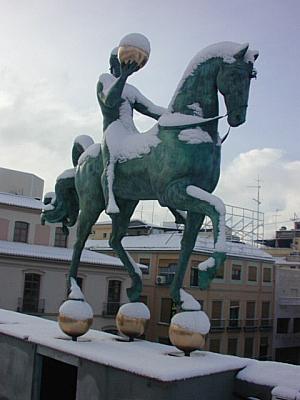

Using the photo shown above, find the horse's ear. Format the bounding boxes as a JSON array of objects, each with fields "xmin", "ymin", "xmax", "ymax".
[{"xmin": 234, "ymin": 43, "xmax": 249, "ymax": 60}]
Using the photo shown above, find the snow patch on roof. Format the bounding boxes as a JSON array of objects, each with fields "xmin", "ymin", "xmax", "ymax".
[
  {"xmin": 86, "ymin": 233, "xmax": 273, "ymax": 262},
  {"xmin": 0, "ymin": 240, "xmax": 125, "ymax": 267},
  {"xmin": 0, "ymin": 192, "xmax": 43, "ymax": 210}
]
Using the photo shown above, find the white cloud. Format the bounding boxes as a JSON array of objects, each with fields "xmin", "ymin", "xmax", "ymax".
[
  {"xmin": 216, "ymin": 148, "xmax": 300, "ymax": 236},
  {"xmin": 0, "ymin": 69, "xmax": 102, "ymax": 193}
]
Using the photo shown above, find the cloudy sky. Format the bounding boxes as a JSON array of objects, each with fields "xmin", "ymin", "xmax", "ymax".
[{"xmin": 0, "ymin": 0, "xmax": 299, "ymax": 237}]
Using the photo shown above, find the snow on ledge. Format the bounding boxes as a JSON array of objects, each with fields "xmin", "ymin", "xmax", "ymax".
[{"xmin": 0, "ymin": 309, "xmax": 247, "ymax": 382}]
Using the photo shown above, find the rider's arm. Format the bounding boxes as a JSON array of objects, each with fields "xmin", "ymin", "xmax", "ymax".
[
  {"xmin": 133, "ymin": 89, "xmax": 167, "ymax": 120},
  {"xmin": 97, "ymin": 63, "xmax": 139, "ymax": 108}
]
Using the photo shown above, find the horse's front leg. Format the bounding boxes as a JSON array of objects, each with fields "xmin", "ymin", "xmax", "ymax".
[
  {"xmin": 109, "ymin": 199, "xmax": 141, "ymax": 302},
  {"xmin": 163, "ymin": 181, "xmax": 227, "ymax": 296},
  {"xmin": 170, "ymin": 211, "xmax": 205, "ymax": 306},
  {"xmin": 186, "ymin": 186, "xmax": 227, "ymax": 289}
]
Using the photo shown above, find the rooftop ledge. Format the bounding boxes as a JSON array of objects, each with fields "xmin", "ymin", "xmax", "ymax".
[{"xmin": 0, "ymin": 309, "xmax": 299, "ymax": 398}]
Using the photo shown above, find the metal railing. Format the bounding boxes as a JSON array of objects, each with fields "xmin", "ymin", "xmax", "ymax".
[{"xmin": 259, "ymin": 318, "xmax": 273, "ymax": 331}]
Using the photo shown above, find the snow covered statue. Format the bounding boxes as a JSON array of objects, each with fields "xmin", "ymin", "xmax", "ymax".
[{"xmin": 42, "ymin": 33, "xmax": 258, "ymax": 310}]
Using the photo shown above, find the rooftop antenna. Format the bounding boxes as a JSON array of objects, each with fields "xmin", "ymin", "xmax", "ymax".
[{"xmin": 247, "ymin": 176, "xmax": 262, "ymax": 245}]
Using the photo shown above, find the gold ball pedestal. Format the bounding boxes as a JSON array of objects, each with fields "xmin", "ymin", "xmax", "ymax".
[
  {"xmin": 58, "ymin": 301, "xmax": 93, "ymax": 341},
  {"xmin": 58, "ymin": 278, "xmax": 93, "ymax": 341},
  {"xmin": 169, "ymin": 311, "xmax": 210, "ymax": 356},
  {"xmin": 116, "ymin": 302, "xmax": 150, "ymax": 341}
]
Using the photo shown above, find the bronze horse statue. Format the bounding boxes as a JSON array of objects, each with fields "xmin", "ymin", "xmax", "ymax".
[{"xmin": 42, "ymin": 42, "xmax": 258, "ymax": 307}]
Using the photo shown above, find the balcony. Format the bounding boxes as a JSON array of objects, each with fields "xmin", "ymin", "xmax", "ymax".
[
  {"xmin": 227, "ymin": 319, "xmax": 242, "ymax": 331},
  {"xmin": 17, "ymin": 297, "xmax": 45, "ymax": 314},
  {"xmin": 243, "ymin": 319, "xmax": 259, "ymax": 332},
  {"xmin": 210, "ymin": 319, "xmax": 225, "ymax": 332},
  {"xmin": 279, "ymin": 297, "xmax": 300, "ymax": 306},
  {"xmin": 259, "ymin": 318, "xmax": 273, "ymax": 332},
  {"xmin": 102, "ymin": 302, "xmax": 121, "ymax": 317}
]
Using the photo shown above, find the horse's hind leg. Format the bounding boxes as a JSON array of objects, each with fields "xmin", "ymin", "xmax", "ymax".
[
  {"xmin": 170, "ymin": 211, "xmax": 205, "ymax": 306},
  {"xmin": 69, "ymin": 201, "xmax": 104, "ymax": 282},
  {"xmin": 109, "ymin": 199, "xmax": 141, "ymax": 302}
]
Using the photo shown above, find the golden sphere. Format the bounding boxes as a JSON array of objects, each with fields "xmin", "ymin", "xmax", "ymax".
[
  {"xmin": 169, "ymin": 323, "xmax": 206, "ymax": 355},
  {"xmin": 116, "ymin": 312, "xmax": 148, "ymax": 339},
  {"xmin": 118, "ymin": 46, "xmax": 149, "ymax": 69},
  {"xmin": 58, "ymin": 314, "xmax": 93, "ymax": 339},
  {"xmin": 58, "ymin": 298, "xmax": 93, "ymax": 340}
]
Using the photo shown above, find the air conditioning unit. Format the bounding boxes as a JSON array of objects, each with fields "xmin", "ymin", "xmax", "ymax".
[{"xmin": 156, "ymin": 275, "xmax": 167, "ymax": 285}]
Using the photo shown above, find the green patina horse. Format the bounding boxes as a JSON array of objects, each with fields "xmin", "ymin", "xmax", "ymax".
[{"xmin": 42, "ymin": 42, "xmax": 258, "ymax": 307}]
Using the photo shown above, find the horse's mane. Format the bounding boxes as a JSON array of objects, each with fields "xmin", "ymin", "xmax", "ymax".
[{"xmin": 169, "ymin": 41, "xmax": 258, "ymax": 110}]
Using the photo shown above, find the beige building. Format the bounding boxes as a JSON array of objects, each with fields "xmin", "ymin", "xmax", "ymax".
[
  {"xmin": 86, "ymin": 232, "xmax": 275, "ymax": 360},
  {"xmin": 0, "ymin": 176, "xmax": 144, "ymax": 332},
  {"xmin": 89, "ymin": 219, "xmax": 180, "ymax": 240}
]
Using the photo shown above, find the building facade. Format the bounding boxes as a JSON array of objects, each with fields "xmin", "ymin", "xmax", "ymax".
[
  {"xmin": 86, "ymin": 233, "xmax": 275, "ymax": 360},
  {"xmin": 0, "ymin": 171, "xmax": 139, "ymax": 332},
  {"xmin": 272, "ymin": 256, "xmax": 300, "ymax": 364}
]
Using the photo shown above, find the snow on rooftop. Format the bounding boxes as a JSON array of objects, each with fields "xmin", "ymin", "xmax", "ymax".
[
  {"xmin": 0, "ymin": 192, "xmax": 43, "ymax": 210},
  {"xmin": 0, "ymin": 309, "xmax": 248, "ymax": 381},
  {"xmin": 86, "ymin": 233, "xmax": 273, "ymax": 262},
  {"xmin": 0, "ymin": 240, "xmax": 148, "ymax": 270}
]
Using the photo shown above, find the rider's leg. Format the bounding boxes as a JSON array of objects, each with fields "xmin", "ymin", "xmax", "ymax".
[{"xmin": 101, "ymin": 143, "xmax": 120, "ymax": 214}]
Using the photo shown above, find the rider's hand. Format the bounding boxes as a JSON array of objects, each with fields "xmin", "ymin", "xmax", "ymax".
[{"xmin": 120, "ymin": 61, "xmax": 139, "ymax": 78}]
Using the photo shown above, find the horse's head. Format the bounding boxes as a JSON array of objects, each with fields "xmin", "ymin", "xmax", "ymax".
[{"xmin": 217, "ymin": 44, "xmax": 258, "ymax": 127}]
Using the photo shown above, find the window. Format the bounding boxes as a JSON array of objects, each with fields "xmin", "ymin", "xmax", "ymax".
[
  {"xmin": 293, "ymin": 318, "xmax": 300, "ymax": 333},
  {"xmin": 248, "ymin": 266, "xmax": 257, "ymax": 282},
  {"xmin": 158, "ymin": 261, "xmax": 177, "ymax": 285},
  {"xmin": 22, "ymin": 273, "xmax": 41, "ymax": 313},
  {"xmin": 190, "ymin": 268, "xmax": 198, "ymax": 287},
  {"xmin": 259, "ymin": 337, "xmax": 269, "ymax": 360},
  {"xmin": 263, "ymin": 268, "xmax": 271, "ymax": 283},
  {"xmin": 245, "ymin": 301, "xmax": 256, "ymax": 327},
  {"xmin": 261, "ymin": 301, "xmax": 270, "ymax": 326},
  {"xmin": 13, "ymin": 221, "xmax": 29, "ymax": 243},
  {"xmin": 139, "ymin": 258, "xmax": 150, "ymax": 275},
  {"xmin": 227, "ymin": 338, "xmax": 238, "ymax": 355},
  {"xmin": 103, "ymin": 232, "xmax": 107, "ymax": 239},
  {"xmin": 211, "ymin": 300, "xmax": 223, "ymax": 328},
  {"xmin": 105, "ymin": 280, "xmax": 121, "ymax": 316},
  {"xmin": 160, "ymin": 298, "xmax": 175, "ymax": 324},
  {"xmin": 231, "ymin": 265, "xmax": 241, "ymax": 281},
  {"xmin": 54, "ymin": 227, "xmax": 68, "ymax": 248},
  {"xmin": 244, "ymin": 337, "xmax": 254, "ymax": 358},
  {"xmin": 277, "ymin": 318, "xmax": 290, "ymax": 334},
  {"xmin": 209, "ymin": 339, "xmax": 221, "ymax": 353},
  {"xmin": 229, "ymin": 301, "xmax": 240, "ymax": 327}
]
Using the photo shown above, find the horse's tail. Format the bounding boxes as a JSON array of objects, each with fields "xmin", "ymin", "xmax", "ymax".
[{"xmin": 41, "ymin": 135, "xmax": 95, "ymax": 234}]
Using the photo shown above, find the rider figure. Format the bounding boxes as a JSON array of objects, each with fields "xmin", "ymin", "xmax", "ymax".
[{"xmin": 97, "ymin": 47, "xmax": 167, "ymax": 214}]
